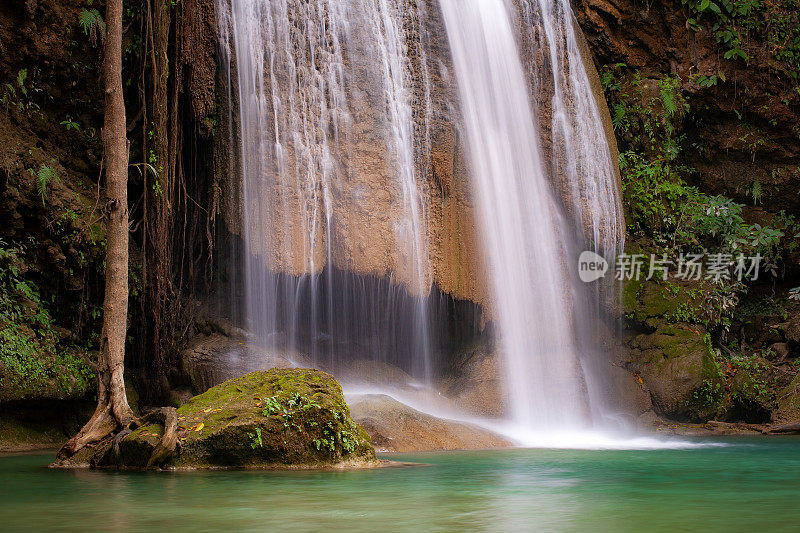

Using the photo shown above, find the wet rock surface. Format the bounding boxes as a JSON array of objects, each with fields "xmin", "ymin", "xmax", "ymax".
[{"xmin": 348, "ymin": 394, "xmax": 511, "ymax": 453}]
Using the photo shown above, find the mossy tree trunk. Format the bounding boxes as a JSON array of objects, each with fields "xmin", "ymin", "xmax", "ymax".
[{"xmin": 58, "ymin": 0, "xmax": 134, "ymax": 459}]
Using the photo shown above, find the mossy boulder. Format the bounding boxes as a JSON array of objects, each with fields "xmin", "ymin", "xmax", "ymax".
[
  {"xmin": 626, "ymin": 323, "xmax": 724, "ymax": 420},
  {"xmin": 775, "ymin": 371, "xmax": 800, "ymax": 424},
  {"xmin": 112, "ymin": 368, "xmax": 376, "ymax": 469},
  {"xmin": 726, "ymin": 356, "xmax": 776, "ymax": 423},
  {"xmin": 621, "ymin": 277, "xmax": 713, "ymax": 330}
]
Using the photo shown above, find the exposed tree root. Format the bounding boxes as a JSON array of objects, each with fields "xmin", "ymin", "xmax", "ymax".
[
  {"xmin": 139, "ymin": 407, "xmax": 179, "ymax": 467},
  {"xmin": 60, "ymin": 407, "xmax": 179, "ymax": 469},
  {"xmin": 105, "ymin": 407, "xmax": 178, "ymax": 468},
  {"xmin": 56, "ymin": 388, "xmax": 132, "ymax": 461}
]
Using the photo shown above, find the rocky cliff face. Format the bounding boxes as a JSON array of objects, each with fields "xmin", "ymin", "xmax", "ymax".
[
  {"xmin": 0, "ymin": 0, "xmax": 113, "ymax": 449},
  {"xmin": 0, "ymin": 0, "xmax": 109, "ymax": 404},
  {"xmin": 4, "ymin": 0, "xmax": 798, "ymax": 436},
  {"xmin": 216, "ymin": 0, "xmax": 622, "ymax": 314},
  {"xmin": 574, "ymin": 0, "xmax": 800, "ymax": 213}
]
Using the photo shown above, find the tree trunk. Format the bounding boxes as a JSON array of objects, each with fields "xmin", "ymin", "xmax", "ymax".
[{"xmin": 58, "ymin": 0, "xmax": 134, "ymax": 459}]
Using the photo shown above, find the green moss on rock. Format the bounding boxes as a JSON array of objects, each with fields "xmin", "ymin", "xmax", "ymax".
[
  {"xmin": 726, "ymin": 356, "xmax": 776, "ymax": 423},
  {"xmin": 628, "ymin": 323, "xmax": 725, "ymax": 420},
  {"xmin": 623, "ymin": 278, "xmax": 711, "ymax": 329},
  {"xmin": 775, "ymin": 371, "xmax": 800, "ymax": 424},
  {"xmin": 115, "ymin": 368, "xmax": 376, "ymax": 469},
  {"xmin": 0, "ymin": 335, "xmax": 95, "ymax": 403}
]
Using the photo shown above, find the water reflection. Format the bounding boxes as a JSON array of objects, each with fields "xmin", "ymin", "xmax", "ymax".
[{"xmin": 3, "ymin": 441, "xmax": 800, "ymax": 532}]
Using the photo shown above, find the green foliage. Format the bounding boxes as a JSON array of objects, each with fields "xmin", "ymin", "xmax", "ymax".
[
  {"xmin": 248, "ymin": 427, "xmax": 263, "ymax": 449},
  {"xmin": 683, "ymin": 0, "xmax": 800, "ymax": 87},
  {"xmin": 618, "ymin": 150, "xmax": 690, "ymax": 236},
  {"xmin": 254, "ymin": 391, "xmax": 366, "ymax": 455},
  {"xmin": 262, "ymin": 395, "xmax": 284, "ymax": 416},
  {"xmin": 33, "ymin": 163, "xmax": 58, "ymax": 207},
  {"xmin": 602, "ymin": 66, "xmax": 689, "ymax": 157},
  {"xmin": 60, "ymin": 117, "xmax": 81, "ymax": 132},
  {"xmin": 16, "ymin": 69, "xmax": 28, "ymax": 97},
  {"xmin": 604, "ymin": 65, "xmax": 799, "ymax": 276},
  {"xmin": 0, "ymin": 239, "xmax": 95, "ymax": 398},
  {"xmin": 659, "ymin": 281, "xmax": 745, "ymax": 331},
  {"xmin": 731, "ymin": 355, "xmax": 775, "ymax": 405},
  {"xmin": 692, "ymin": 377, "xmax": 725, "ymax": 407},
  {"xmin": 694, "ymin": 71, "xmax": 727, "ymax": 87},
  {"xmin": 2, "ymin": 69, "xmax": 39, "ymax": 112},
  {"xmin": 78, "ymin": 8, "xmax": 106, "ymax": 46},
  {"xmin": 671, "ymin": 189, "xmax": 798, "ymax": 281},
  {"xmin": 314, "ymin": 420, "xmax": 361, "ymax": 454},
  {"xmin": 749, "ymin": 180, "xmax": 763, "ymax": 204},
  {"xmin": 602, "ymin": 66, "xmax": 697, "ymax": 238}
]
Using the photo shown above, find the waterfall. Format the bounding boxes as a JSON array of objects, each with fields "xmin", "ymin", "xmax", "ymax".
[
  {"xmin": 217, "ymin": 0, "xmax": 435, "ymax": 380},
  {"xmin": 438, "ymin": 0, "xmax": 623, "ymax": 432},
  {"xmin": 521, "ymin": 0, "xmax": 624, "ymax": 257},
  {"xmin": 217, "ymin": 0, "xmax": 625, "ymax": 438}
]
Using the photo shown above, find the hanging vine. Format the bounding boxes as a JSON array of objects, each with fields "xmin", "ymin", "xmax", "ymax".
[{"xmin": 125, "ymin": 0, "xmax": 220, "ymax": 403}]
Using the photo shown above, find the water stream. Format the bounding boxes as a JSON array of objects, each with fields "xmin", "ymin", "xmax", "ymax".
[{"xmin": 439, "ymin": 0, "xmax": 622, "ymax": 434}]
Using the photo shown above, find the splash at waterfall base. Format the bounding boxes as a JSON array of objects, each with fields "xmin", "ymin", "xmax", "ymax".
[{"xmin": 177, "ymin": 322, "xmax": 741, "ymax": 452}]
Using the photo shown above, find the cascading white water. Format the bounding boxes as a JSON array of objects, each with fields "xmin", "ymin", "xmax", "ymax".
[
  {"xmin": 439, "ymin": 0, "xmax": 584, "ymax": 430},
  {"xmin": 530, "ymin": 0, "xmax": 626, "ymax": 424},
  {"xmin": 219, "ymin": 0, "xmax": 626, "ymax": 439},
  {"xmin": 216, "ymin": 0, "xmax": 436, "ymax": 379},
  {"xmin": 366, "ymin": 0, "xmax": 434, "ymax": 381},
  {"xmin": 217, "ymin": 0, "xmax": 349, "ymax": 350},
  {"xmin": 522, "ymin": 0, "xmax": 624, "ymax": 257},
  {"xmin": 438, "ymin": 0, "xmax": 623, "ymax": 433}
]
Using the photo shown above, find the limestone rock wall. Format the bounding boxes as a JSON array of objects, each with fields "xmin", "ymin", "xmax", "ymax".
[{"xmin": 215, "ymin": 0, "xmax": 619, "ymax": 311}]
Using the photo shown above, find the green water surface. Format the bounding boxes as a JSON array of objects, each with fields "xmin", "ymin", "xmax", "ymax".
[{"xmin": 1, "ymin": 438, "xmax": 799, "ymax": 532}]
